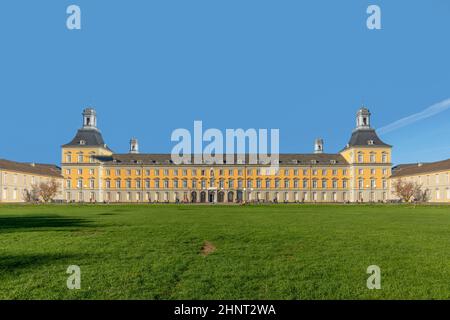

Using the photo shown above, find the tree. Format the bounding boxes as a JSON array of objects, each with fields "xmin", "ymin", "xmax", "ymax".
[
  {"xmin": 392, "ymin": 179, "xmax": 430, "ymax": 203},
  {"xmin": 38, "ymin": 179, "xmax": 59, "ymax": 203},
  {"xmin": 392, "ymin": 179, "xmax": 415, "ymax": 202},
  {"xmin": 23, "ymin": 184, "xmax": 41, "ymax": 203},
  {"xmin": 413, "ymin": 184, "xmax": 431, "ymax": 203}
]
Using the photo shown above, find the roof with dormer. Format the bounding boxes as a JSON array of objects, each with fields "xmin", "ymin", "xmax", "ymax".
[
  {"xmin": 0, "ymin": 159, "xmax": 62, "ymax": 178},
  {"xmin": 343, "ymin": 128, "xmax": 391, "ymax": 150},
  {"xmin": 94, "ymin": 153, "xmax": 348, "ymax": 166},
  {"xmin": 391, "ymin": 158, "xmax": 450, "ymax": 177},
  {"xmin": 62, "ymin": 129, "xmax": 112, "ymax": 151}
]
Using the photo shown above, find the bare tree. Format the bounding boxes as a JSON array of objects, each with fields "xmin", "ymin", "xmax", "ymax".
[
  {"xmin": 38, "ymin": 179, "xmax": 59, "ymax": 203},
  {"xmin": 392, "ymin": 179, "xmax": 415, "ymax": 202},
  {"xmin": 22, "ymin": 184, "xmax": 41, "ymax": 203},
  {"xmin": 413, "ymin": 184, "xmax": 431, "ymax": 203}
]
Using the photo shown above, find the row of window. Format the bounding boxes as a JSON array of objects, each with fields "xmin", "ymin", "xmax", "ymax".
[
  {"xmin": 68, "ymin": 178, "xmax": 388, "ymax": 190},
  {"xmin": 66, "ymin": 167, "xmax": 390, "ymax": 177},
  {"xmin": 355, "ymin": 152, "xmax": 389, "ymax": 163}
]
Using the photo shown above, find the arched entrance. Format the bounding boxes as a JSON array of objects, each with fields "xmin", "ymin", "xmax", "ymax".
[
  {"xmin": 236, "ymin": 190, "xmax": 243, "ymax": 202},
  {"xmin": 200, "ymin": 191, "xmax": 206, "ymax": 203},
  {"xmin": 208, "ymin": 191, "xmax": 215, "ymax": 203},
  {"xmin": 227, "ymin": 191, "xmax": 234, "ymax": 202},
  {"xmin": 191, "ymin": 191, "xmax": 197, "ymax": 203},
  {"xmin": 218, "ymin": 191, "xmax": 224, "ymax": 203}
]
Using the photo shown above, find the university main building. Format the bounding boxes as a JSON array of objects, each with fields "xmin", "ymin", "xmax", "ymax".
[{"xmin": 61, "ymin": 108, "xmax": 393, "ymax": 203}]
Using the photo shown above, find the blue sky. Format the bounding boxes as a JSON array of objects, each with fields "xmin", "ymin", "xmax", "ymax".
[{"xmin": 0, "ymin": 0, "xmax": 449, "ymax": 165}]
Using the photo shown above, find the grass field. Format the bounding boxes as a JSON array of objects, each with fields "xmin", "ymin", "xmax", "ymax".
[{"xmin": 0, "ymin": 204, "xmax": 450, "ymax": 300}]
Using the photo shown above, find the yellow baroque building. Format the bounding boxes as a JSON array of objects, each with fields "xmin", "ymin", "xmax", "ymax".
[{"xmin": 61, "ymin": 108, "xmax": 392, "ymax": 203}]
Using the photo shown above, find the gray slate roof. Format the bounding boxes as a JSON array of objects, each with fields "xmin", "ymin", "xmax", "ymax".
[
  {"xmin": 344, "ymin": 129, "xmax": 391, "ymax": 149},
  {"xmin": 95, "ymin": 153, "xmax": 348, "ymax": 166},
  {"xmin": 63, "ymin": 129, "xmax": 112, "ymax": 151}
]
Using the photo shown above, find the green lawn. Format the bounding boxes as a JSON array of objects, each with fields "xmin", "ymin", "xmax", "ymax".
[{"xmin": 0, "ymin": 204, "xmax": 450, "ymax": 299}]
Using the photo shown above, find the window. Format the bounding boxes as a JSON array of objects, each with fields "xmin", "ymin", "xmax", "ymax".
[
  {"xmin": 229, "ymin": 179, "xmax": 234, "ymax": 188},
  {"xmin": 342, "ymin": 169, "xmax": 347, "ymax": 175},
  {"xmin": 116, "ymin": 169, "xmax": 121, "ymax": 176},
  {"xmin": 155, "ymin": 169, "xmax": 160, "ymax": 176},
  {"xmin": 164, "ymin": 169, "xmax": 169, "ymax": 176},
  {"xmin": 303, "ymin": 169, "xmax": 308, "ymax": 175},
  {"xmin": 371, "ymin": 168, "xmax": 376, "ymax": 175},
  {"xmin": 228, "ymin": 169, "xmax": 233, "ymax": 176},
  {"xmin": 370, "ymin": 153, "xmax": 375, "ymax": 163},
  {"xmin": 342, "ymin": 180, "xmax": 348, "ymax": 188},
  {"xmin": 357, "ymin": 152, "xmax": 363, "ymax": 163},
  {"xmin": 136, "ymin": 179, "xmax": 141, "ymax": 188},
  {"xmin": 358, "ymin": 179, "xmax": 363, "ymax": 189},
  {"xmin": 78, "ymin": 169, "xmax": 83, "ymax": 175},
  {"xmin": 312, "ymin": 169, "xmax": 317, "ymax": 176},
  {"xmin": 136, "ymin": 169, "xmax": 141, "ymax": 176},
  {"xmin": 247, "ymin": 180, "xmax": 252, "ymax": 188},
  {"xmin": 116, "ymin": 180, "xmax": 121, "ymax": 189},
  {"xmin": 322, "ymin": 169, "xmax": 327, "ymax": 175},
  {"xmin": 371, "ymin": 179, "xmax": 376, "ymax": 188},
  {"xmin": 322, "ymin": 179, "xmax": 327, "ymax": 188},
  {"xmin": 90, "ymin": 179, "xmax": 95, "ymax": 188},
  {"xmin": 174, "ymin": 169, "xmax": 178, "ymax": 176},
  {"xmin": 183, "ymin": 180, "xmax": 187, "ymax": 188},
  {"xmin": 382, "ymin": 153, "xmax": 387, "ymax": 163},
  {"xmin": 105, "ymin": 180, "xmax": 111, "ymax": 189},
  {"xmin": 294, "ymin": 179, "xmax": 299, "ymax": 188},
  {"xmin": 78, "ymin": 153, "xmax": 84, "ymax": 163},
  {"xmin": 164, "ymin": 180, "xmax": 169, "ymax": 188},
  {"xmin": 303, "ymin": 179, "xmax": 308, "ymax": 188},
  {"xmin": 284, "ymin": 180, "xmax": 290, "ymax": 188},
  {"xmin": 106, "ymin": 169, "xmax": 111, "ymax": 176},
  {"xmin": 126, "ymin": 180, "xmax": 131, "ymax": 188},
  {"xmin": 77, "ymin": 179, "xmax": 83, "ymax": 188},
  {"xmin": 274, "ymin": 179, "xmax": 280, "ymax": 188},
  {"xmin": 332, "ymin": 180, "xmax": 337, "ymax": 188},
  {"xmin": 66, "ymin": 154, "xmax": 72, "ymax": 163},
  {"xmin": 312, "ymin": 180, "xmax": 317, "ymax": 188},
  {"xmin": 265, "ymin": 180, "xmax": 271, "ymax": 188},
  {"xmin": 256, "ymin": 179, "xmax": 261, "ymax": 188},
  {"xmin": 66, "ymin": 180, "xmax": 71, "ymax": 188},
  {"xmin": 155, "ymin": 179, "xmax": 160, "ymax": 188},
  {"xmin": 145, "ymin": 170, "xmax": 150, "ymax": 176},
  {"xmin": 332, "ymin": 170, "xmax": 337, "ymax": 176},
  {"xmin": 359, "ymin": 169, "xmax": 364, "ymax": 175},
  {"xmin": 90, "ymin": 169, "xmax": 95, "ymax": 175},
  {"xmin": 145, "ymin": 179, "xmax": 150, "ymax": 188},
  {"xmin": 173, "ymin": 180, "xmax": 179, "ymax": 188},
  {"xmin": 238, "ymin": 180, "xmax": 243, "ymax": 188}
]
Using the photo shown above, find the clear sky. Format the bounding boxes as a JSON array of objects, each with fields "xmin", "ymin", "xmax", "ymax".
[{"xmin": 0, "ymin": 0, "xmax": 449, "ymax": 166}]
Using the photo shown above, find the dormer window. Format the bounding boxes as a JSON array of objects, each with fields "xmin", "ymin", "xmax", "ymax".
[
  {"xmin": 367, "ymin": 140, "xmax": 374, "ymax": 145},
  {"xmin": 330, "ymin": 160, "xmax": 336, "ymax": 164},
  {"xmin": 79, "ymin": 140, "xmax": 86, "ymax": 145}
]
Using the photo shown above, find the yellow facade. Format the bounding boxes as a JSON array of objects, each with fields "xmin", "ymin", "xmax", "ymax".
[{"xmin": 61, "ymin": 107, "xmax": 393, "ymax": 203}]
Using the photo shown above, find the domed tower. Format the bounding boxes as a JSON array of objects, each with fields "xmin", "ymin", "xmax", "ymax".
[
  {"xmin": 340, "ymin": 107, "xmax": 392, "ymax": 203},
  {"xmin": 61, "ymin": 108, "xmax": 113, "ymax": 203}
]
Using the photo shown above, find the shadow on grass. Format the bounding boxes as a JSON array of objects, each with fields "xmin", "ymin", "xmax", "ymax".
[
  {"xmin": 0, "ymin": 253, "xmax": 87, "ymax": 274},
  {"xmin": 0, "ymin": 215, "xmax": 95, "ymax": 233}
]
